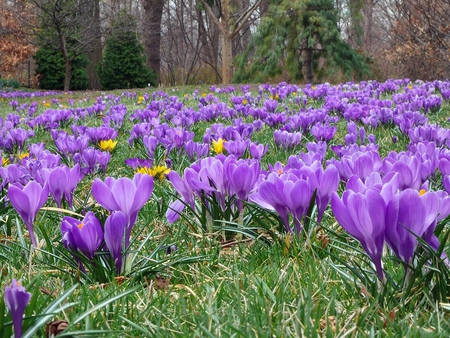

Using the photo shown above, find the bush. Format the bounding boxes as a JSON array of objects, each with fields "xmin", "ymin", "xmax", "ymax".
[
  {"xmin": 34, "ymin": 47, "xmax": 89, "ymax": 90},
  {"xmin": 0, "ymin": 78, "xmax": 21, "ymax": 89},
  {"xmin": 97, "ymin": 12, "xmax": 157, "ymax": 90}
]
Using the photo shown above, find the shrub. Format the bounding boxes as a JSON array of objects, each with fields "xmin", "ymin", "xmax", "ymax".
[
  {"xmin": 97, "ymin": 12, "xmax": 157, "ymax": 90},
  {"xmin": 34, "ymin": 47, "xmax": 89, "ymax": 90},
  {"xmin": 0, "ymin": 78, "xmax": 20, "ymax": 89}
]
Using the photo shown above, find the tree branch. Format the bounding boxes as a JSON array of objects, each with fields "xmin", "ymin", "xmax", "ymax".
[
  {"xmin": 231, "ymin": 0, "xmax": 262, "ymax": 39},
  {"xmin": 199, "ymin": 0, "xmax": 221, "ymax": 28}
]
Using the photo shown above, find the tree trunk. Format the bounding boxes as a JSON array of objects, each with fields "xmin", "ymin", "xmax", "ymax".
[
  {"xmin": 58, "ymin": 31, "xmax": 71, "ymax": 91},
  {"xmin": 232, "ymin": 0, "xmax": 251, "ymax": 55},
  {"xmin": 259, "ymin": 0, "xmax": 270, "ymax": 16},
  {"xmin": 83, "ymin": 0, "xmax": 102, "ymax": 89},
  {"xmin": 220, "ymin": 0, "xmax": 232, "ymax": 84},
  {"xmin": 199, "ymin": 0, "xmax": 261, "ymax": 84},
  {"xmin": 302, "ymin": 48, "xmax": 314, "ymax": 84},
  {"xmin": 362, "ymin": 0, "xmax": 375, "ymax": 53},
  {"xmin": 197, "ymin": 4, "xmax": 221, "ymax": 83},
  {"xmin": 143, "ymin": 0, "xmax": 165, "ymax": 84},
  {"xmin": 221, "ymin": 32, "xmax": 233, "ymax": 84},
  {"xmin": 64, "ymin": 58, "xmax": 71, "ymax": 92}
]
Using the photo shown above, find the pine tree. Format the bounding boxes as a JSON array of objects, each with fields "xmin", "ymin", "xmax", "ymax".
[
  {"xmin": 234, "ymin": 0, "xmax": 369, "ymax": 83},
  {"xmin": 97, "ymin": 12, "xmax": 157, "ymax": 90},
  {"xmin": 34, "ymin": 47, "xmax": 89, "ymax": 90}
]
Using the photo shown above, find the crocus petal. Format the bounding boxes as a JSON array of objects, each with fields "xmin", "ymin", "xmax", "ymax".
[
  {"xmin": 166, "ymin": 200, "xmax": 185, "ymax": 224},
  {"xmin": 92, "ymin": 178, "xmax": 120, "ymax": 211},
  {"xmin": 104, "ymin": 211, "xmax": 127, "ymax": 274},
  {"xmin": 4, "ymin": 279, "xmax": 31, "ymax": 338},
  {"xmin": 332, "ymin": 192, "xmax": 362, "ymax": 240}
]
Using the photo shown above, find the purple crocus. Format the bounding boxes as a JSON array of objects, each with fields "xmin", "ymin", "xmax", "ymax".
[
  {"xmin": 8, "ymin": 181, "xmax": 49, "ymax": 247},
  {"xmin": 4, "ymin": 279, "xmax": 31, "ymax": 338},
  {"xmin": 249, "ymin": 143, "xmax": 268, "ymax": 160},
  {"xmin": 332, "ymin": 187, "xmax": 387, "ymax": 280},
  {"xmin": 226, "ymin": 158, "xmax": 260, "ymax": 212},
  {"xmin": 421, "ymin": 191, "xmax": 450, "ymax": 263},
  {"xmin": 251, "ymin": 173, "xmax": 314, "ymax": 233},
  {"xmin": 385, "ymin": 189, "xmax": 439, "ymax": 265},
  {"xmin": 165, "ymin": 167, "xmax": 215, "ymax": 224},
  {"xmin": 104, "ymin": 211, "xmax": 127, "ymax": 274},
  {"xmin": 39, "ymin": 164, "xmax": 82, "ymax": 208},
  {"xmin": 165, "ymin": 169, "xmax": 197, "ymax": 224},
  {"xmin": 314, "ymin": 163, "xmax": 340, "ymax": 223},
  {"xmin": 60, "ymin": 211, "xmax": 103, "ymax": 260},
  {"xmin": 92, "ymin": 173, "xmax": 154, "ymax": 247}
]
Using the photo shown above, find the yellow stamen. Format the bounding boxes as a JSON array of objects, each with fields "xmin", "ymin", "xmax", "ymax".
[
  {"xmin": 419, "ymin": 189, "xmax": 426, "ymax": 196},
  {"xmin": 136, "ymin": 167, "xmax": 152, "ymax": 175},
  {"xmin": 1, "ymin": 157, "xmax": 9, "ymax": 166},
  {"xmin": 99, "ymin": 139, "xmax": 118, "ymax": 152},
  {"xmin": 137, "ymin": 166, "xmax": 170, "ymax": 181},
  {"xmin": 78, "ymin": 223, "xmax": 84, "ymax": 229},
  {"xmin": 18, "ymin": 153, "xmax": 29, "ymax": 160},
  {"xmin": 211, "ymin": 138, "xmax": 225, "ymax": 155}
]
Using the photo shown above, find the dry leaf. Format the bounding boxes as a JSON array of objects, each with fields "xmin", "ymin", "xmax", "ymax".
[
  {"xmin": 154, "ymin": 275, "xmax": 171, "ymax": 290},
  {"xmin": 45, "ymin": 319, "xmax": 69, "ymax": 337}
]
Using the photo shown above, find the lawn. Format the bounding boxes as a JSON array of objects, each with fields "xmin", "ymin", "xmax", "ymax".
[{"xmin": 1, "ymin": 80, "xmax": 450, "ymax": 337}]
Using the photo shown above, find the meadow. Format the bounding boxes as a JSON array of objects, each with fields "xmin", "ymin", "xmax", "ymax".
[{"xmin": 1, "ymin": 79, "xmax": 450, "ymax": 337}]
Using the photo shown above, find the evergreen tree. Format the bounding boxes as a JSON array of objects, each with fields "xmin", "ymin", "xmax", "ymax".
[
  {"xmin": 34, "ymin": 47, "xmax": 89, "ymax": 90},
  {"xmin": 234, "ymin": 0, "xmax": 369, "ymax": 83},
  {"xmin": 97, "ymin": 12, "xmax": 157, "ymax": 90},
  {"xmin": 27, "ymin": 0, "xmax": 102, "ymax": 91}
]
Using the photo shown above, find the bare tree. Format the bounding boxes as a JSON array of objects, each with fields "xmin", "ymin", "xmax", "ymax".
[
  {"xmin": 161, "ymin": 0, "xmax": 204, "ymax": 85},
  {"xmin": 199, "ymin": 0, "xmax": 262, "ymax": 84},
  {"xmin": 142, "ymin": 0, "xmax": 165, "ymax": 84},
  {"xmin": 196, "ymin": 1, "xmax": 221, "ymax": 83},
  {"xmin": 82, "ymin": 0, "xmax": 102, "ymax": 89},
  {"xmin": 384, "ymin": 0, "xmax": 450, "ymax": 80},
  {"xmin": 0, "ymin": 0, "xmax": 37, "ymax": 82},
  {"xmin": 21, "ymin": 0, "xmax": 104, "ymax": 91}
]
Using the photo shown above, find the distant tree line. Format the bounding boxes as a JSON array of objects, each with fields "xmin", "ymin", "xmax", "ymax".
[{"xmin": 0, "ymin": 0, "xmax": 449, "ymax": 90}]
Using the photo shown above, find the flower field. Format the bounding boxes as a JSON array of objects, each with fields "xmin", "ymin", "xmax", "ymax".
[{"xmin": 1, "ymin": 79, "xmax": 450, "ymax": 336}]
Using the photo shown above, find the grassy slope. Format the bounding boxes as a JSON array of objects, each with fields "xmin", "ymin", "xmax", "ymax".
[{"xmin": 0, "ymin": 85, "xmax": 449, "ymax": 337}]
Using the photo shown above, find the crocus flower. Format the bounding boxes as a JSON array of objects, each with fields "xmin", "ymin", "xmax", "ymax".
[
  {"xmin": 92, "ymin": 173, "xmax": 154, "ymax": 247},
  {"xmin": 332, "ymin": 187, "xmax": 387, "ymax": 280},
  {"xmin": 226, "ymin": 158, "xmax": 260, "ymax": 212},
  {"xmin": 211, "ymin": 138, "xmax": 225, "ymax": 154},
  {"xmin": 165, "ymin": 169, "xmax": 198, "ymax": 224},
  {"xmin": 147, "ymin": 165, "xmax": 171, "ymax": 181},
  {"xmin": 8, "ymin": 181, "xmax": 49, "ymax": 247},
  {"xmin": 385, "ymin": 189, "xmax": 439, "ymax": 265},
  {"xmin": 4, "ymin": 279, "xmax": 31, "ymax": 338},
  {"xmin": 60, "ymin": 211, "xmax": 103, "ymax": 259},
  {"xmin": 251, "ymin": 172, "xmax": 315, "ymax": 233},
  {"xmin": 223, "ymin": 139, "xmax": 249, "ymax": 158},
  {"xmin": 39, "ymin": 164, "xmax": 82, "ymax": 208},
  {"xmin": 184, "ymin": 140, "xmax": 209, "ymax": 161},
  {"xmin": 165, "ymin": 166, "xmax": 217, "ymax": 224},
  {"xmin": 421, "ymin": 191, "xmax": 450, "ymax": 264},
  {"xmin": 249, "ymin": 143, "xmax": 268, "ymax": 160},
  {"xmin": 98, "ymin": 139, "xmax": 118, "ymax": 152},
  {"xmin": 104, "ymin": 211, "xmax": 127, "ymax": 274},
  {"xmin": 314, "ymin": 163, "xmax": 340, "ymax": 223}
]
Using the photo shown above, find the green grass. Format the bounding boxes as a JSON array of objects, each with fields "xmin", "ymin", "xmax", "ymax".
[{"xmin": 1, "ymin": 84, "xmax": 450, "ymax": 337}]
